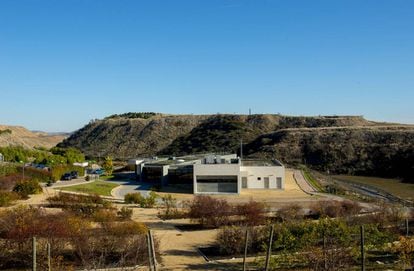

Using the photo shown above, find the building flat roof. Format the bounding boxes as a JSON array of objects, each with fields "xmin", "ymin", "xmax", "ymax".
[{"xmin": 241, "ymin": 159, "xmax": 283, "ymax": 167}]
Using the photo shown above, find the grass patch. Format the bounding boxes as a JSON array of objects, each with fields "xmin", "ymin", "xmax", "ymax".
[
  {"xmin": 59, "ymin": 180, "xmax": 119, "ymax": 196},
  {"xmin": 333, "ymin": 175, "xmax": 414, "ymax": 200},
  {"xmin": 302, "ymin": 170, "xmax": 323, "ymax": 191},
  {"xmin": 98, "ymin": 175, "xmax": 115, "ymax": 180}
]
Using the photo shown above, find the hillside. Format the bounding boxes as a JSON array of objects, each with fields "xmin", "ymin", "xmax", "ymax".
[
  {"xmin": 58, "ymin": 115, "xmax": 209, "ymax": 158},
  {"xmin": 244, "ymin": 126, "xmax": 414, "ymax": 180},
  {"xmin": 0, "ymin": 125, "xmax": 67, "ymax": 149},
  {"xmin": 58, "ymin": 113, "xmax": 414, "ymax": 180}
]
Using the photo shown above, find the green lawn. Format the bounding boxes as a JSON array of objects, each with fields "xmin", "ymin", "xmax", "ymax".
[
  {"xmin": 59, "ymin": 180, "xmax": 119, "ymax": 196},
  {"xmin": 332, "ymin": 175, "xmax": 414, "ymax": 200}
]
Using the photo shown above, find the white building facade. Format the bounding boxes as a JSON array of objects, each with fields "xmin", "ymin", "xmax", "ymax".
[{"xmin": 193, "ymin": 155, "xmax": 285, "ymax": 194}]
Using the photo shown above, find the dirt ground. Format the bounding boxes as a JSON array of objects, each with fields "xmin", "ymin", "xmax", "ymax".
[{"xmin": 156, "ymin": 169, "xmax": 317, "ymax": 206}]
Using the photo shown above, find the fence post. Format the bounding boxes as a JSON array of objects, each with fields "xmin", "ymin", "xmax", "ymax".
[
  {"xmin": 32, "ymin": 237, "xmax": 37, "ymax": 271},
  {"xmin": 323, "ymin": 229, "xmax": 327, "ymax": 270},
  {"xmin": 147, "ymin": 233, "xmax": 153, "ymax": 271},
  {"xmin": 149, "ymin": 230, "xmax": 157, "ymax": 271},
  {"xmin": 360, "ymin": 225, "xmax": 365, "ymax": 271},
  {"xmin": 264, "ymin": 225, "xmax": 274, "ymax": 271},
  {"xmin": 406, "ymin": 218, "xmax": 409, "ymax": 237},
  {"xmin": 243, "ymin": 228, "xmax": 249, "ymax": 271},
  {"xmin": 47, "ymin": 242, "xmax": 51, "ymax": 271}
]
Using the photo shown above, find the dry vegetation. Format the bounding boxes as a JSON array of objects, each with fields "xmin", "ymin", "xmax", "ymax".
[
  {"xmin": 0, "ymin": 193, "xmax": 153, "ymax": 270},
  {"xmin": 0, "ymin": 124, "xmax": 66, "ymax": 149}
]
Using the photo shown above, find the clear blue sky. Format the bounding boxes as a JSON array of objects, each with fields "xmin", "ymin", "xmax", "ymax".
[{"xmin": 1, "ymin": 0, "xmax": 413, "ymax": 132}]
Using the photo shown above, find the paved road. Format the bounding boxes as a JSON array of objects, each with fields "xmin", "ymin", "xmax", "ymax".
[
  {"xmin": 293, "ymin": 169, "xmax": 317, "ymax": 194},
  {"xmin": 108, "ymin": 179, "xmax": 154, "ymax": 199},
  {"xmin": 51, "ymin": 177, "xmax": 90, "ymax": 188}
]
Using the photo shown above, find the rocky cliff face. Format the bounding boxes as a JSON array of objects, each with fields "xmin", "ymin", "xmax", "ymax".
[{"xmin": 58, "ymin": 113, "xmax": 414, "ymax": 180}]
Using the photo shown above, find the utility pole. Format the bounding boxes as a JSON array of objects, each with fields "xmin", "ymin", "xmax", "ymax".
[{"xmin": 240, "ymin": 139, "xmax": 243, "ymax": 161}]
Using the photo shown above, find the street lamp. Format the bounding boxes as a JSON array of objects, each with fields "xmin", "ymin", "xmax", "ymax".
[{"xmin": 20, "ymin": 160, "xmax": 25, "ymax": 180}]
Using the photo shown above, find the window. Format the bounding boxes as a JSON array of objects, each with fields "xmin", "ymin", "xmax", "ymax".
[{"xmin": 257, "ymin": 177, "xmax": 261, "ymax": 181}]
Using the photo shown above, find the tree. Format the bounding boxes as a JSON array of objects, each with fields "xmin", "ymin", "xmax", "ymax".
[{"xmin": 102, "ymin": 156, "xmax": 113, "ymax": 176}]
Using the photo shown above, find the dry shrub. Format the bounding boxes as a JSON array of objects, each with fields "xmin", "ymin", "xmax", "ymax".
[
  {"xmin": 217, "ymin": 226, "xmax": 267, "ymax": 255},
  {"xmin": 276, "ymin": 203, "xmax": 304, "ymax": 222},
  {"xmin": 0, "ymin": 174, "xmax": 22, "ymax": 190},
  {"xmin": 47, "ymin": 193, "xmax": 112, "ymax": 217},
  {"xmin": 310, "ymin": 200, "xmax": 361, "ymax": 218},
  {"xmin": 187, "ymin": 195, "xmax": 233, "ymax": 228},
  {"xmin": 0, "ymin": 191, "xmax": 19, "ymax": 206},
  {"xmin": 158, "ymin": 194, "xmax": 184, "ymax": 219},
  {"xmin": 117, "ymin": 206, "xmax": 133, "ymax": 220},
  {"xmin": 0, "ymin": 205, "xmax": 152, "ymax": 270},
  {"xmin": 236, "ymin": 200, "xmax": 267, "ymax": 226},
  {"xmin": 93, "ymin": 209, "xmax": 117, "ymax": 222},
  {"xmin": 391, "ymin": 236, "xmax": 414, "ymax": 268},
  {"xmin": 303, "ymin": 245, "xmax": 354, "ymax": 271}
]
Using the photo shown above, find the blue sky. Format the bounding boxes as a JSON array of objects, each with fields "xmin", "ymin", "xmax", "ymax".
[{"xmin": 0, "ymin": 0, "xmax": 413, "ymax": 132}]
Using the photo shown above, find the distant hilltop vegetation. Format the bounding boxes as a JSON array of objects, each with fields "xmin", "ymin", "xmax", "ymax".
[{"xmin": 58, "ymin": 113, "xmax": 414, "ymax": 181}]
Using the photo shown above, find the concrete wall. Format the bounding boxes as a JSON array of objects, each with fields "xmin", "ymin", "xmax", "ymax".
[
  {"xmin": 240, "ymin": 166, "xmax": 285, "ymax": 189},
  {"xmin": 193, "ymin": 163, "xmax": 241, "ymax": 194}
]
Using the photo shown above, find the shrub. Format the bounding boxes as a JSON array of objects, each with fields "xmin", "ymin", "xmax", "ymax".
[
  {"xmin": 124, "ymin": 193, "xmax": 144, "ymax": 204},
  {"xmin": 276, "ymin": 203, "xmax": 304, "ymax": 222},
  {"xmin": 93, "ymin": 209, "xmax": 117, "ymax": 222},
  {"xmin": 310, "ymin": 200, "xmax": 362, "ymax": 218},
  {"xmin": 142, "ymin": 191, "xmax": 158, "ymax": 208},
  {"xmin": 0, "ymin": 173, "xmax": 21, "ymax": 190},
  {"xmin": 12, "ymin": 179, "xmax": 42, "ymax": 198},
  {"xmin": 0, "ymin": 191, "xmax": 19, "ymax": 206},
  {"xmin": 236, "ymin": 200, "xmax": 267, "ymax": 226},
  {"xmin": 124, "ymin": 192, "xmax": 158, "ymax": 208},
  {"xmin": 0, "ymin": 164, "xmax": 17, "ymax": 177},
  {"xmin": 17, "ymin": 166, "xmax": 52, "ymax": 183},
  {"xmin": 187, "ymin": 195, "xmax": 233, "ymax": 228},
  {"xmin": 217, "ymin": 226, "xmax": 268, "ymax": 255},
  {"xmin": 217, "ymin": 226, "xmax": 245, "ymax": 255},
  {"xmin": 50, "ymin": 165, "xmax": 84, "ymax": 181},
  {"xmin": 159, "ymin": 194, "xmax": 183, "ymax": 219},
  {"xmin": 0, "ymin": 205, "xmax": 153, "ymax": 270},
  {"xmin": 47, "ymin": 193, "xmax": 112, "ymax": 217},
  {"xmin": 117, "ymin": 207, "xmax": 133, "ymax": 220}
]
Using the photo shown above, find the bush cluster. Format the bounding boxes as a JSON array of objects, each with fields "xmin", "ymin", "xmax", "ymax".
[
  {"xmin": 158, "ymin": 194, "xmax": 184, "ymax": 219},
  {"xmin": 12, "ymin": 178, "xmax": 42, "ymax": 198},
  {"xmin": 47, "ymin": 193, "xmax": 112, "ymax": 217},
  {"xmin": 50, "ymin": 165, "xmax": 84, "ymax": 181},
  {"xmin": 0, "ymin": 191, "xmax": 19, "ymax": 207},
  {"xmin": 0, "ymin": 205, "xmax": 151, "ymax": 270},
  {"xmin": 186, "ymin": 196, "xmax": 267, "ymax": 228},
  {"xmin": 124, "ymin": 191, "xmax": 158, "ymax": 208}
]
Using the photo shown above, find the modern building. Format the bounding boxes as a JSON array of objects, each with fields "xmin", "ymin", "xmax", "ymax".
[{"xmin": 129, "ymin": 154, "xmax": 285, "ymax": 195}]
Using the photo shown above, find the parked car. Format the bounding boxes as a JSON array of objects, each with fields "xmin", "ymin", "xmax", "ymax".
[
  {"xmin": 93, "ymin": 169, "xmax": 105, "ymax": 175},
  {"xmin": 70, "ymin": 171, "xmax": 78, "ymax": 179},
  {"xmin": 61, "ymin": 173, "xmax": 72, "ymax": 181}
]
